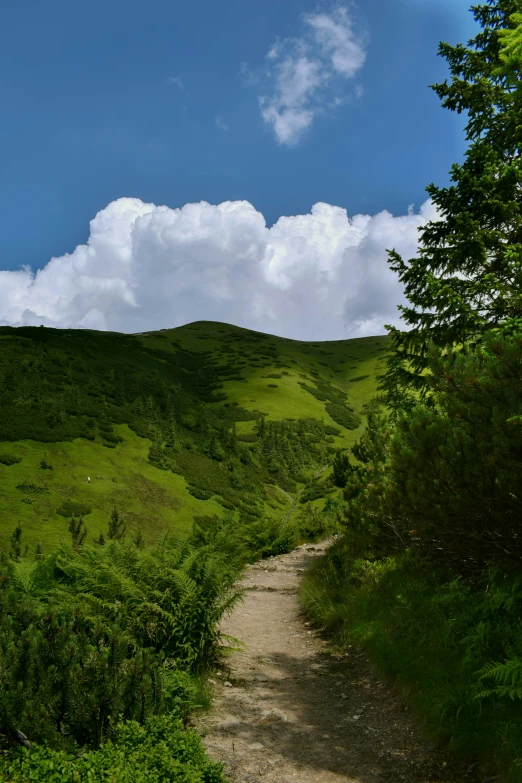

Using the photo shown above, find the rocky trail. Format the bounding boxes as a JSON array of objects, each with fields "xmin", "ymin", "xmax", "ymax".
[{"xmin": 195, "ymin": 541, "xmax": 493, "ymax": 783}]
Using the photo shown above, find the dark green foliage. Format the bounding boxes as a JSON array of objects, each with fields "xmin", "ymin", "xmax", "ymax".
[
  {"xmin": 0, "ymin": 453, "xmax": 21, "ymax": 466},
  {"xmin": 299, "ymin": 383, "xmax": 327, "ymax": 401},
  {"xmin": 164, "ymin": 419, "xmax": 179, "ymax": 450},
  {"xmin": 217, "ymin": 402, "xmax": 261, "ymax": 423},
  {"xmin": 101, "ymin": 431, "xmax": 123, "ymax": 444},
  {"xmin": 299, "ymin": 481, "xmax": 334, "ymax": 504},
  {"xmin": 254, "ymin": 417, "xmax": 330, "ymax": 479},
  {"xmin": 39, "ymin": 460, "xmax": 53, "ymax": 470},
  {"xmin": 191, "ymin": 506, "xmax": 339, "ymax": 564},
  {"xmin": 267, "ymin": 383, "xmax": 279, "ymax": 388},
  {"xmin": 379, "ymin": 0, "xmax": 522, "ymax": 402},
  {"xmin": 0, "ymin": 538, "xmax": 239, "ymax": 754},
  {"xmin": 299, "ymin": 377, "xmax": 351, "ymax": 407},
  {"xmin": 324, "ymin": 425, "xmax": 341, "ymax": 436},
  {"xmin": 325, "ymin": 403, "xmax": 362, "ymax": 430},
  {"xmin": 203, "ymin": 434, "xmax": 226, "ymax": 462},
  {"xmin": 339, "ymin": 332, "xmax": 522, "ymax": 574},
  {"xmin": 331, "ymin": 449, "xmax": 353, "ymax": 488},
  {"xmin": 108, "ymin": 507, "xmax": 126, "ymax": 540},
  {"xmin": 390, "ymin": 334, "xmax": 522, "ymax": 574},
  {"xmin": 348, "ymin": 375, "xmax": 369, "ymax": 383},
  {"xmin": 188, "ymin": 485, "xmax": 214, "ymax": 500},
  {"xmin": 56, "ymin": 501, "xmax": 92, "ymax": 519},
  {"xmin": 68, "ymin": 515, "xmax": 87, "ymax": 551},
  {"xmin": 9, "ymin": 523, "xmax": 23, "ymax": 561},
  {"xmin": 0, "ymin": 327, "xmax": 223, "ymax": 449},
  {"xmin": 15, "ymin": 483, "xmax": 49, "ymax": 495}
]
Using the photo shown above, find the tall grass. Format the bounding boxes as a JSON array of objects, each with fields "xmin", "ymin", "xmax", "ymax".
[{"xmin": 300, "ymin": 537, "xmax": 522, "ymax": 780}]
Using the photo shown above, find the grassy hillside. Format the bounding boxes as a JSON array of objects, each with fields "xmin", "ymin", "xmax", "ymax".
[{"xmin": 0, "ymin": 320, "xmax": 388, "ymax": 554}]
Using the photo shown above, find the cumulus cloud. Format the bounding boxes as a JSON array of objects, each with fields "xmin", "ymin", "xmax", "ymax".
[
  {"xmin": 0, "ymin": 196, "xmax": 441, "ymax": 341},
  {"xmin": 256, "ymin": 6, "xmax": 368, "ymax": 145}
]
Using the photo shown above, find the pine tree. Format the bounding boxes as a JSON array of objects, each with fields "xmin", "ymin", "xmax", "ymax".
[
  {"xmin": 145, "ymin": 396, "xmax": 160, "ymax": 424},
  {"xmin": 380, "ymin": 0, "xmax": 522, "ymax": 402},
  {"xmin": 256, "ymin": 416, "xmax": 266, "ymax": 438},
  {"xmin": 9, "ymin": 523, "xmax": 22, "ymax": 561},
  {"xmin": 332, "ymin": 449, "xmax": 353, "ymax": 488},
  {"xmin": 108, "ymin": 507, "xmax": 126, "ymax": 540},
  {"xmin": 69, "ymin": 515, "xmax": 87, "ymax": 551},
  {"xmin": 228, "ymin": 421, "xmax": 237, "ymax": 453},
  {"xmin": 164, "ymin": 419, "xmax": 178, "ymax": 450},
  {"xmin": 205, "ymin": 434, "xmax": 225, "ymax": 461},
  {"xmin": 148, "ymin": 437, "xmax": 164, "ymax": 465}
]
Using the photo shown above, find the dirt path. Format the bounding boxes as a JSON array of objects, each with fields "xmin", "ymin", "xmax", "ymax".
[{"xmin": 196, "ymin": 541, "xmax": 489, "ymax": 783}]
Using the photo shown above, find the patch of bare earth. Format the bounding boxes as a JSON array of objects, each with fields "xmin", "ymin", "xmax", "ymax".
[{"xmin": 195, "ymin": 542, "xmax": 494, "ymax": 783}]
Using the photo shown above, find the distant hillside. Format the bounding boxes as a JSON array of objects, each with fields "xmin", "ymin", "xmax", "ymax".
[{"xmin": 0, "ymin": 321, "xmax": 389, "ymax": 553}]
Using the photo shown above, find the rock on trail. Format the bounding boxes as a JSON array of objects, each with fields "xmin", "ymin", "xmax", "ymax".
[{"xmin": 195, "ymin": 541, "xmax": 487, "ymax": 783}]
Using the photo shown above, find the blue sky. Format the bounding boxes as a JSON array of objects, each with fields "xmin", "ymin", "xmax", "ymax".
[{"xmin": 0, "ymin": 0, "xmax": 480, "ymax": 339}]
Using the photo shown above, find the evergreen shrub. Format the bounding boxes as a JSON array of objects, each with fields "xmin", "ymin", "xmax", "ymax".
[{"xmin": 0, "ymin": 453, "xmax": 21, "ymax": 466}]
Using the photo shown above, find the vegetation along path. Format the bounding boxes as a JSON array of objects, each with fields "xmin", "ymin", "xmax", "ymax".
[{"xmin": 197, "ymin": 541, "xmax": 486, "ymax": 783}]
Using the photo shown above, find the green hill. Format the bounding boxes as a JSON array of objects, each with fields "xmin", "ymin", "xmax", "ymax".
[{"xmin": 0, "ymin": 320, "xmax": 388, "ymax": 554}]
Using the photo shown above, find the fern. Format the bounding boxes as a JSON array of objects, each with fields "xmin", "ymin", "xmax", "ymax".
[
  {"xmin": 9, "ymin": 561, "xmax": 39, "ymax": 596},
  {"xmin": 474, "ymin": 658, "xmax": 522, "ymax": 702}
]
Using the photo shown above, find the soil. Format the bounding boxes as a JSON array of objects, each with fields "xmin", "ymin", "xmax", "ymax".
[{"xmin": 195, "ymin": 541, "xmax": 496, "ymax": 783}]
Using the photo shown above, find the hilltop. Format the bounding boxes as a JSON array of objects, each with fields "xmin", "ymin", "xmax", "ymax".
[{"xmin": 0, "ymin": 320, "xmax": 388, "ymax": 554}]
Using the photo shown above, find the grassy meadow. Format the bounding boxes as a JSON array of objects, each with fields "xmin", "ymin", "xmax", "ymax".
[{"xmin": 0, "ymin": 320, "xmax": 388, "ymax": 553}]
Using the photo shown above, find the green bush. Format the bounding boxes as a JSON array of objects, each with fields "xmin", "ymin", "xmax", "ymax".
[
  {"xmin": 56, "ymin": 501, "xmax": 92, "ymax": 518},
  {"xmin": 325, "ymin": 403, "xmax": 362, "ymax": 430},
  {"xmin": 345, "ymin": 334, "xmax": 522, "ymax": 574},
  {"xmin": 101, "ymin": 432, "xmax": 123, "ymax": 444},
  {"xmin": 15, "ymin": 483, "xmax": 49, "ymax": 495},
  {"xmin": 1, "ymin": 714, "xmax": 226, "ymax": 782},
  {"xmin": 0, "ymin": 540, "xmax": 240, "ymax": 751},
  {"xmin": 0, "ymin": 453, "xmax": 21, "ymax": 466},
  {"xmin": 188, "ymin": 485, "xmax": 213, "ymax": 500}
]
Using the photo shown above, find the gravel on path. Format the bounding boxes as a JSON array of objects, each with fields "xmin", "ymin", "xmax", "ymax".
[{"xmin": 195, "ymin": 541, "xmax": 492, "ymax": 783}]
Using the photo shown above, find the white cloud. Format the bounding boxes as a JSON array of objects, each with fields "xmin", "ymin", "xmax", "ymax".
[
  {"xmin": 305, "ymin": 7, "xmax": 366, "ymax": 77},
  {"xmin": 167, "ymin": 75, "xmax": 184, "ymax": 89},
  {"xmin": 238, "ymin": 61, "xmax": 259, "ymax": 87},
  {"xmin": 255, "ymin": 5, "xmax": 368, "ymax": 145},
  {"xmin": 0, "ymin": 196, "xmax": 441, "ymax": 341},
  {"xmin": 215, "ymin": 115, "xmax": 229, "ymax": 131}
]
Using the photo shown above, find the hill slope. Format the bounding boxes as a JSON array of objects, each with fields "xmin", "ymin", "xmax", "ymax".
[{"xmin": 0, "ymin": 321, "xmax": 388, "ymax": 553}]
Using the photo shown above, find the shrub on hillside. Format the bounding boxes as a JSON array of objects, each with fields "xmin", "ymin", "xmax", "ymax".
[
  {"xmin": 325, "ymin": 403, "xmax": 362, "ymax": 430},
  {"xmin": 0, "ymin": 453, "xmax": 21, "ymax": 466},
  {"xmin": 188, "ymin": 485, "xmax": 214, "ymax": 500},
  {"xmin": 56, "ymin": 501, "xmax": 92, "ymax": 518}
]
